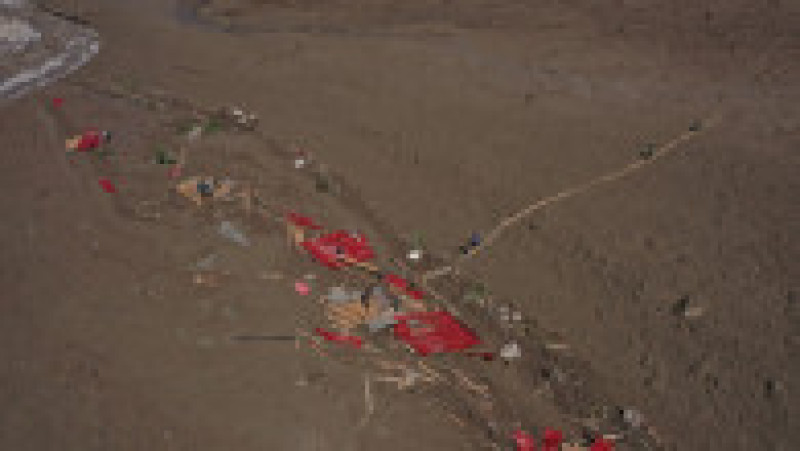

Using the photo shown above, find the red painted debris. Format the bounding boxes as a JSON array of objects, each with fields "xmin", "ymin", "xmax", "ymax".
[
  {"xmin": 542, "ymin": 428, "xmax": 563, "ymax": 451},
  {"xmin": 98, "ymin": 178, "xmax": 117, "ymax": 193},
  {"xmin": 384, "ymin": 274, "xmax": 409, "ymax": 290},
  {"xmin": 393, "ymin": 311, "xmax": 480, "ymax": 356},
  {"xmin": 590, "ymin": 437, "xmax": 615, "ymax": 451},
  {"xmin": 167, "ymin": 164, "xmax": 182, "ymax": 179},
  {"xmin": 384, "ymin": 274, "xmax": 426, "ymax": 300},
  {"xmin": 301, "ymin": 230, "xmax": 375, "ymax": 270},
  {"xmin": 513, "ymin": 429, "xmax": 536, "ymax": 451},
  {"xmin": 286, "ymin": 212, "xmax": 323, "ymax": 230},
  {"xmin": 76, "ymin": 129, "xmax": 101, "ymax": 151},
  {"xmin": 314, "ymin": 328, "xmax": 363, "ymax": 349}
]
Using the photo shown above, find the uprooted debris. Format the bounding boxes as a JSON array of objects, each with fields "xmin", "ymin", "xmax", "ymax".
[
  {"xmin": 218, "ymin": 220, "xmax": 250, "ymax": 247},
  {"xmin": 206, "ymin": 105, "xmax": 259, "ymax": 132},
  {"xmin": 65, "ymin": 129, "xmax": 111, "ymax": 152},
  {"xmin": 175, "ymin": 175, "xmax": 238, "ymax": 207},
  {"xmin": 64, "ymin": 77, "xmax": 669, "ymax": 448},
  {"xmin": 278, "ymin": 211, "xmax": 652, "ymax": 448}
]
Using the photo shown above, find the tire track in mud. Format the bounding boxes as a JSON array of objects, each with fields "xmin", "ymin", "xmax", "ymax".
[{"xmin": 61, "ymin": 76, "xmax": 665, "ymax": 450}]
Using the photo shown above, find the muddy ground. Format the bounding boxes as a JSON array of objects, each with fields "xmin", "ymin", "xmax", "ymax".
[{"xmin": 1, "ymin": 0, "xmax": 797, "ymax": 450}]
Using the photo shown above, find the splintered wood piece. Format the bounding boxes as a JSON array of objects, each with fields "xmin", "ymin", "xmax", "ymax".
[
  {"xmin": 403, "ymin": 298, "xmax": 427, "ymax": 312},
  {"xmin": 176, "ymin": 176, "xmax": 203, "ymax": 206},
  {"xmin": 327, "ymin": 301, "xmax": 368, "ymax": 331},
  {"xmin": 357, "ymin": 375, "xmax": 374, "ymax": 429},
  {"xmin": 451, "ymin": 368, "xmax": 489, "ymax": 396},
  {"xmin": 328, "ymin": 302, "xmax": 366, "ymax": 317},
  {"xmin": 239, "ymin": 183, "xmax": 253, "ymax": 213},
  {"xmin": 213, "ymin": 179, "xmax": 235, "ymax": 200},
  {"xmin": 65, "ymin": 136, "xmax": 81, "ymax": 150},
  {"xmin": 376, "ymin": 360, "xmax": 408, "ymax": 371},
  {"xmin": 417, "ymin": 361, "xmax": 444, "ymax": 382}
]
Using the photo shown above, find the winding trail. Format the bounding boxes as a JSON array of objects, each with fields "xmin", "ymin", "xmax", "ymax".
[{"xmin": 421, "ymin": 113, "xmax": 724, "ymax": 288}]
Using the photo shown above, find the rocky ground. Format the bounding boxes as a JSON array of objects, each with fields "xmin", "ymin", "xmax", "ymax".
[{"xmin": 1, "ymin": 0, "xmax": 797, "ymax": 450}]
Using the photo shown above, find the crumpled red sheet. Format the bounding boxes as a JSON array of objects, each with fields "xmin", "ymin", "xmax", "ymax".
[
  {"xmin": 542, "ymin": 428, "xmax": 563, "ymax": 451},
  {"xmin": 301, "ymin": 230, "xmax": 375, "ymax": 269},
  {"xmin": 513, "ymin": 430, "xmax": 536, "ymax": 451},
  {"xmin": 286, "ymin": 212, "xmax": 323, "ymax": 230},
  {"xmin": 98, "ymin": 178, "xmax": 117, "ymax": 193},
  {"xmin": 590, "ymin": 437, "xmax": 615, "ymax": 451},
  {"xmin": 393, "ymin": 311, "xmax": 480, "ymax": 356},
  {"xmin": 384, "ymin": 274, "xmax": 425, "ymax": 300},
  {"xmin": 314, "ymin": 328, "xmax": 363, "ymax": 349},
  {"xmin": 75, "ymin": 129, "xmax": 101, "ymax": 151}
]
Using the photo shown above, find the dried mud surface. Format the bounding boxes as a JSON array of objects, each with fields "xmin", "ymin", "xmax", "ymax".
[{"xmin": 1, "ymin": 0, "xmax": 797, "ymax": 450}]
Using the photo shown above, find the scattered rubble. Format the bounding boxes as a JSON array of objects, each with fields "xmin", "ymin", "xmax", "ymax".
[
  {"xmin": 294, "ymin": 280, "xmax": 311, "ymax": 296},
  {"xmin": 218, "ymin": 220, "xmax": 250, "ymax": 247},
  {"xmin": 97, "ymin": 177, "xmax": 116, "ymax": 193}
]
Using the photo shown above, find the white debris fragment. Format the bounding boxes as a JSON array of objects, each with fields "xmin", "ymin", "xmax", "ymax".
[
  {"xmin": 623, "ymin": 408, "xmax": 645, "ymax": 428},
  {"xmin": 500, "ymin": 342, "xmax": 522, "ymax": 359},
  {"xmin": 407, "ymin": 249, "xmax": 422, "ymax": 261},
  {"xmin": 187, "ymin": 125, "xmax": 203, "ymax": 142}
]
